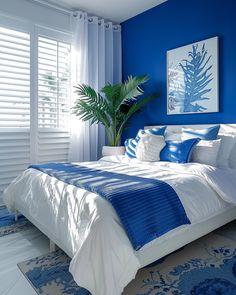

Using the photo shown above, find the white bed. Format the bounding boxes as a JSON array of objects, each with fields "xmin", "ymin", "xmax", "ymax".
[{"xmin": 3, "ymin": 124, "xmax": 236, "ymax": 295}]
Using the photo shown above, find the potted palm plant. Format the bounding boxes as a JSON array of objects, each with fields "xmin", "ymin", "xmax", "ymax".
[{"xmin": 72, "ymin": 75, "xmax": 158, "ymax": 156}]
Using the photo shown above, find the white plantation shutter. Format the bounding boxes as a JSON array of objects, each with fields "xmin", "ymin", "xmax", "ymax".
[
  {"xmin": 0, "ymin": 21, "xmax": 72, "ymax": 204},
  {"xmin": 37, "ymin": 35, "xmax": 71, "ymax": 164},
  {"xmin": 0, "ymin": 26, "xmax": 31, "ymax": 202},
  {"xmin": 38, "ymin": 36, "xmax": 71, "ymax": 129},
  {"xmin": 38, "ymin": 130, "xmax": 70, "ymax": 164},
  {"xmin": 0, "ymin": 130, "xmax": 30, "ymax": 198},
  {"xmin": 0, "ymin": 27, "xmax": 30, "ymax": 127}
]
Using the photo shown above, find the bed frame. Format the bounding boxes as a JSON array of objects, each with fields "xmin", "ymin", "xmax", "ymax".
[{"xmin": 14, "ymin": 124, "xmax": 236, "ymax": 267}]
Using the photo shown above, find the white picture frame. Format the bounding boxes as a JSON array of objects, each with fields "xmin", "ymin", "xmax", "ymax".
[{"xmin": 167, "ymin": 36, "xmax": 219, "ymax": 115}]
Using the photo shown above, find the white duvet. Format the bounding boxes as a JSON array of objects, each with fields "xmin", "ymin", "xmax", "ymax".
[{"xmin": 3, "ymin": 156, "xmax": 236, "ymax": 295}]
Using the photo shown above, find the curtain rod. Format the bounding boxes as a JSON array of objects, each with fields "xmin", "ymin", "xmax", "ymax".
[
  {"xmin": 29, "ymin": 0, "xmax": 73, "ymax": 15},
  {"xmin": 28, "ymin": 0, "xmax": 120, "ymax": 25}
]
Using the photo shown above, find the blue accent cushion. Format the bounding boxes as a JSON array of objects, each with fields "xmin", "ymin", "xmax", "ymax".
[
  {"xmin": 182, "ymin": 125, "xmax": 220, "ymax": 140},
  {"xmin": 124, "ymin": 138, "xmax": 138, "ymax": 158},
  {"xmin": 135, "ymin": 126, "xmax": 167, "ymax": 141},
  {"xmin": 160, "ymin": 138, "xmax": 200, "ymax": 163},
  {"xmin": 125, "ymin": 126, "xmax": 167, "ymax": 158}
]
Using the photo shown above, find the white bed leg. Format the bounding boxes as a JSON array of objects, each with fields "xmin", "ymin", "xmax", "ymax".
[
  {"xmin": 49, "ymin": 239, "xmax": 56, "ymax": 252},
  {"xmin": 14, "ymin": 210, "xmax": 18, "ymax": 222}
]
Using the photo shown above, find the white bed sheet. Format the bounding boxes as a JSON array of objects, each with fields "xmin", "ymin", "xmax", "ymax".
[{"xmin": 3, "ymin": 156, "xmax": 236, "ymax": 295}]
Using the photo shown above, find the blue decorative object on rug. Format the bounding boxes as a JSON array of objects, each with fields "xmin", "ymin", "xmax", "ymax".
[
  {"xmin": 0, "ymin": 207, "xmax": 32, "ymax": 237},
  {"xmin": 18, "ymin": 232, "xmax": 236, "ymax": 295}
]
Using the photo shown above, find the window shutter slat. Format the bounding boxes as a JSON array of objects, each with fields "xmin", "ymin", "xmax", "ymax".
[
  {"xmin": 0, "ymin": 27, "xmax": 30, "ymax": 202},
  {"xmin": 37, "ymin": 36, "xmax": 71, "ymax": 164},
  {"xmin": 0, "ymin": 27, "xmax": 30, "ymax": 128},
  {"xmin": 38, "ymin": 36, "xmax": 71, "ymax": 130},
  {"xmin": 38, "ymin": 130, "xmax": 70, "ymax": 164}
]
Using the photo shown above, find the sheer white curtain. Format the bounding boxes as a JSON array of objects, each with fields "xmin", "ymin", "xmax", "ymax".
[{"xmin": 69, "ymin": 12, "xmax": 122, "ymax": 162}]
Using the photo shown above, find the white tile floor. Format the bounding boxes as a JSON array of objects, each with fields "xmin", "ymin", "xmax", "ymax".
[{"xmin": 0, "ymin": 227, "xmax": 49, "ymax": 295}]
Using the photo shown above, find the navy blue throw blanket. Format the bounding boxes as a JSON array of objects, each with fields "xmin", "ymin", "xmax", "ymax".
[{"xmin": 29, "ymin": 163, "xmax": 190, "ymax": 250}]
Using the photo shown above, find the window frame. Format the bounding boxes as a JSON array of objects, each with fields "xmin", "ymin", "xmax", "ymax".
[
  {"xmin": 0, "ymin": 14, "xmax": 72, "ymax": 171},
  {"xmin": 37, "ymin": 29, "xmax": 72, "ymax": 131},
  {"xmin": 0, "ymin": 14, "xmax": 32, "ymax": 133},
  {"xmin": 0, "ymin": 15, "xmax": 72, "ymax": 133}
]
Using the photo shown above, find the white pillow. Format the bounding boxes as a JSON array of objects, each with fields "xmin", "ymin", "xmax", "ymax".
[
  {"xmin": 217, "ymin": 133, "xmax": 236, "ymax": 168},
  {"xmin": 165, "ymin": 131, "xmax": 182, "ymax": 141},
  {"xmin": 191, "ymin": 139, "xmax": 221, "ymax": 166},
  {"xmin": 136, "ymin": 134, "xmax": 166, "ymax": 162}
]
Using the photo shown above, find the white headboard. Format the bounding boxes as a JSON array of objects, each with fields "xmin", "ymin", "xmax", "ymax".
[{"xmin": 145, "ymin": 124, "xmax": 236, "ymax": 135}]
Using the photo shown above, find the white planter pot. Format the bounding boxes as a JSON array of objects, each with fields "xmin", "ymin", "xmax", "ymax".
[{"xmin": 102, "ymin": 146, "xmax": 125, "ymax": 156}]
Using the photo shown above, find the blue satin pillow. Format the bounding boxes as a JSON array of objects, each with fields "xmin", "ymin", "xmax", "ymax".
[
  {"xmin": 182, "ymin": 125, "xmax": 220, "ymax": 141},
  {"xmin": 160, "ymin": 138, "xmax": 200, "ymax": 163}
]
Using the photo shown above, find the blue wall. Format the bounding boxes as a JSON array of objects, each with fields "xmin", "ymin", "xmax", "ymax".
[{"xmin": 122, "ymin": 0, "xmax": 236, "ymax": 140}]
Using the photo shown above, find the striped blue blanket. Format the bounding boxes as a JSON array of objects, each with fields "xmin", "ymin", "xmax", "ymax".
[{"xmin": 29, "ymin": 163, "xmax": 190, "ymax": 250}]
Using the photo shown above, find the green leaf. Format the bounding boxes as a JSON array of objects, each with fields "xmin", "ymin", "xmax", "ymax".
[
  {"xmin": 72, "ymin": 76, "xmax": 158, "ymax": 146},
  {"xmin": 116, "ymin": 93, "xmax": 159, "ymax": 137}
]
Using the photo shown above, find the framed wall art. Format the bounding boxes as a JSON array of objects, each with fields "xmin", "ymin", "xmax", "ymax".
[{"xmin": 167, "ymin": 36, "xmax": 219, "ymax": 115}]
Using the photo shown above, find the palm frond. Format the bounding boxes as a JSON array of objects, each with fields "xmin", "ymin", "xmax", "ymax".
[
  {"xmin": 104, "ymin": 75, "xmax": 149, "ymax": 111},
  {"xmin": 74, "ymin": 84, "xmax": 104, "ymax": 106},
  {"xmin": 101, "ymin": 83, "xmax": 122, "ymax": 116},
  {"xmin": 117, "ymin": 93, "xmax": 158, "ymax": 136},
  {"xmin": 72, "ymin": 84, "xmax": 110, "ymax": 128},
  {"xmin": 101, "ymin": 83, "xmax": 122, "ymax": 103},
  {"xmin": 72, "ymin": 76, "xmax": 158, "ymax": 146},
  {"xmin": 73, "ymin": 100, "xmax": 110, "ymax": 128},
  {"xmin": 126, "ymin": 93, "xmax": 157, "ymax": 117},
  {"xmin": 121, "ymin": 75, "xmax": 149, "ymax": 103},
  {"xmin": 112, "ymin": 75, "xmax": 148, "ymax": 111}
]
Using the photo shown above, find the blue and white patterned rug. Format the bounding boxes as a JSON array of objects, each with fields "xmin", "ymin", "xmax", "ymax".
[
  {"xmin": 0, "ymin": 207, "xmax": 32, "ymax": 237},
  {"xmin": 18, "ymin": 228, "xmax": 236, "ymax": 295}
]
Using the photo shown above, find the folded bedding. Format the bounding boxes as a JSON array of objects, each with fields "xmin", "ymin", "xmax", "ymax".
[
  {"xmin": 4, "ymin": 157, "xmax": 236, "ymax": 295},
  {"xmin": 29, "ymin": 162, "xmax": 190, "ymax": 250}
]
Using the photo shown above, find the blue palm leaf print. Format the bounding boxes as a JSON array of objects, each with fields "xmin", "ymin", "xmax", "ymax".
[
  {"xmin": 179, "ymin": 43, "xmax": 213, "ymax": 112},
  {"xmin": 168, "ymin": 42, "xmax": 214, "ymax": 113}
]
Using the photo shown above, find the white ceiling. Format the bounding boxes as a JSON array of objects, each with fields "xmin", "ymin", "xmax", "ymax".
[{"xmin": 41, "ymin": 0, "xmax": 167, "ymax": 23}]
